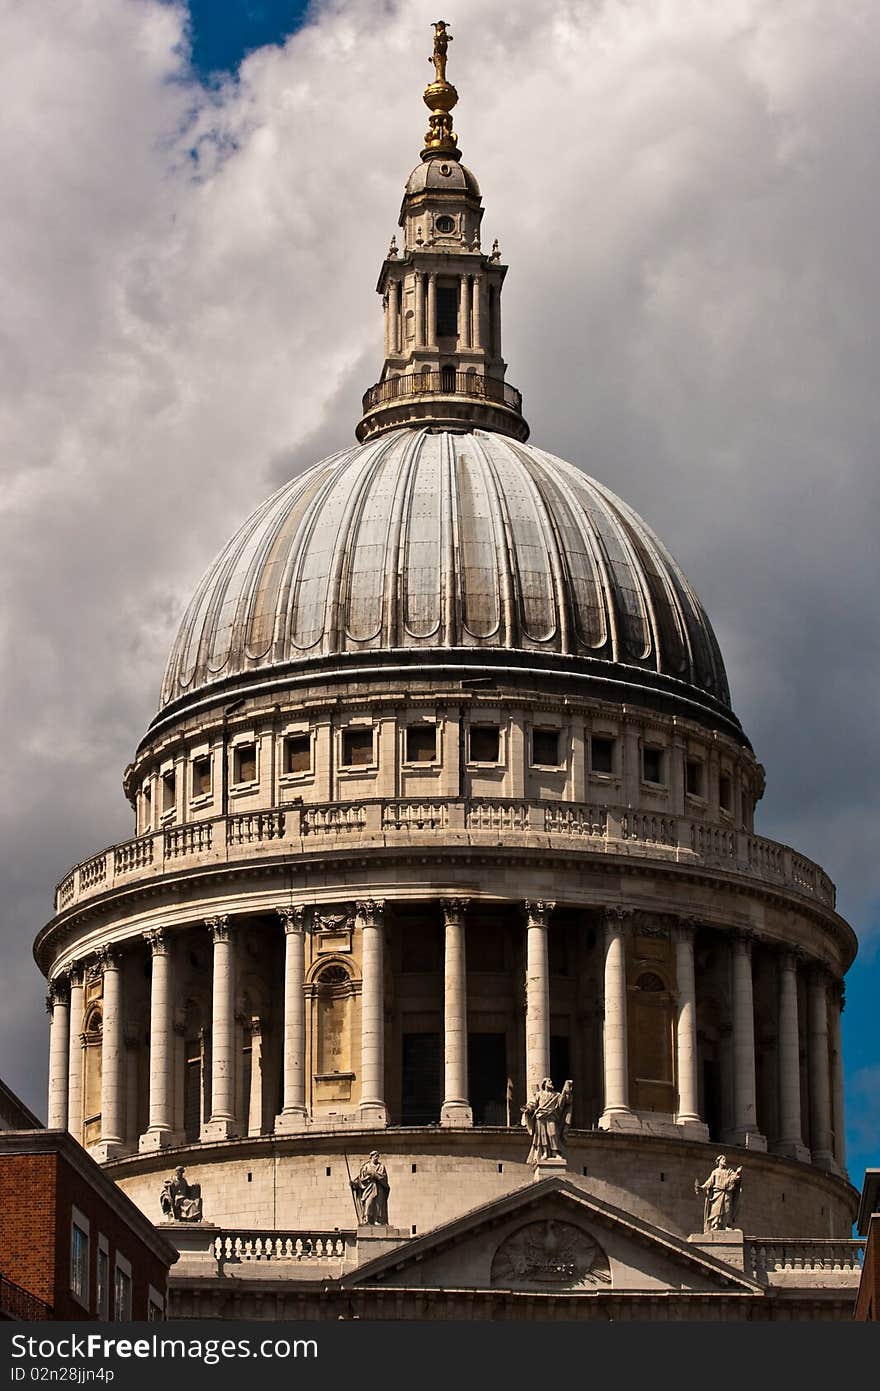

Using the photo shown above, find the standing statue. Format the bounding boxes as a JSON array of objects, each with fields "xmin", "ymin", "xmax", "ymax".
[
  {"xmin": 695, "ymin": 1155, "xmax": 743, "ymax": 1231},
  {"xmin": 351, "ymin": 1150, "xmax": 390, "ymax": 1225},
  {"xmin": 522, "ymin": 1078, "xmax": 573, "ymax": 1166},
  {"xmin": 160, "ymin": 1166, "xmax": 203, "ymax": 1222},
  {"xmin": 429, "ymin": 20, "xmax": 452, "ymax": 83}
]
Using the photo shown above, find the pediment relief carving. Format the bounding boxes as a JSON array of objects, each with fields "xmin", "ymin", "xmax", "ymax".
[{"xmin": 491, "ymin": 1219, "xmax": 611, "ymax": 1290}]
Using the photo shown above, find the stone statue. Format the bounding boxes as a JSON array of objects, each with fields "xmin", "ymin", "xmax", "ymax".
[
  {"xmin": 387, "ymin": 235, "xmax": 398, "ymax": 259},
  {"xmin": 429, "ymin": 20, "xmax": 452, "ymax": 83},
  {"xmin": 490, "ymin": 239, "xmax": 501, "ymax": 261},
  {"xmin": 695, "ymin": 1155, "xmax": 743, "ymax": 1231},
  {"xmin": 522, "ymin": 1078, "xmax": 573, "ymax": 1166},
  {"xmin": 351, "ymin": 1150, "xmax": 390, "ymax": 1225},
  {"xmin": 160, "ymin": 1165, "xmax": 203, "ymax": 1222}
]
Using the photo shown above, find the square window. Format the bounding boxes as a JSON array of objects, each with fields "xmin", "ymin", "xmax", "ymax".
[
  {"xmin": 70, "ymin": 1223, "xmax": 89, "ymax": 1302},
  {"xmin": 405, "ymin": 724, "xmax": 437, "ymax": 763},
  {"xmin": 233, "ymin": 743, "xmax": 257, "ymax": 784},
  {"xmin": 192, "ymin": 755, "xmax": 211, "ymax": 798},
  {"xmin": 341, "ymin": 728, "xmax": 374, "ymax": 767},
  {"xmin": 719, "ymin": 774, "xmax": 733, "ymax": 812},
  {"xmin": 161, "ymin": 771, "xmax": 175, "ymax": 813},
  {"xmin": 469, "ymin": 725, "xmax": 500, "ymax": 763},
  {"xmin": 686, "ymin": 758, "xmax": 704, "ymax": 798},
  {"xmin": 590, "ymin": 735, "xmax": 615, "ymax": 774},
  {"xmin": 643, "ymin": 746, "xmax": 664, "ymax": 785},
  {"xmin": 532, "ymin": 728, "xmax": 561, "ymax": 767},
  {"xmin": 284, "ymin": 734, "xmax": 311, "ymax": 775}
]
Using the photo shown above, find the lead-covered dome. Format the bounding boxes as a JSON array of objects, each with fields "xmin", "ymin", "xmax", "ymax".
[{"xmin": 159, "ymin": 428, "xmax": 736, "ymax": 734}]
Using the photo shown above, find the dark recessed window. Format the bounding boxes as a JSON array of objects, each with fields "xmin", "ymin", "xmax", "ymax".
[
  {"xmin": 341, "ymin": 728, "xmax": 374, "ymax": 767},
  {"xmin": 685, "ymin": 758, "xmax": 704, "ymax": 798},
  {"xmin": 161, "ymin": 770, "xmax": 176, "ymax": 812},
  {"xmin": 469, "ymin": 725, "xmax": 500, "ymax": 763},
  {"xmin": 590, "ymin": 735, "xmax": 615, "ymax": 774},
  {"xmin": 719, "ymin": 773, "xmax": 733, "ymax": 812},
  {"xmin": 284, "ymin": 734, "xmax": 311, "ymax": 775},
  {"xmin": 233, "ymin": 743, "xmax": 257, "ymax": 785},
  {"xmin": 406, "ymin": 724, "xmax": 437, "ymax": 763},
  {"xmin": 532, "ymin": 728, "xmax": 561, "ymax": 767},
  {"xmin": 435, "ymin": 215, "xmax": 455, "ymax": 234},
  {"xmin": 192, "ymin": 755, "xmax": 211, "ymax": 797},
  {"xmin": 436, "ymin": 285, "xmax": 458, "ymax": 336},
  {"xmin": 643, "ymin": 746, "xmax": 664, "ymax": 785}
]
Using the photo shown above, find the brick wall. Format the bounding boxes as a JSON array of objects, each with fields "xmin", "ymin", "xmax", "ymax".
[{"xmin": 855, "ymin": 1215, "xmax": 879, "ymax": 1321}]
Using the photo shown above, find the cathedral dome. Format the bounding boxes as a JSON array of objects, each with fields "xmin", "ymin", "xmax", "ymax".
[
  {"xmin": 158, "ymin": 427, "xmax": 736, "ymax": 735},
  {"xmin": 404, "ymin": 157, "xmax": 481, "ymax": 197}
]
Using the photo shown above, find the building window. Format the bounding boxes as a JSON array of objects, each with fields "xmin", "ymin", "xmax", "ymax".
[
  {"xmin": 161, "ymin": 770, "xmax": 176, "ymax": 813},
  {"xmin": 532, "ymin": 728, "xmax": 561, "ymax": 767},
  {"xmin": 192, "ymin": 754, "xmax": 212, "ymax": 798},
  {"xmin": 436, "ymin": 285, "xmax": 458, "ymax": 337},
  {"xmin": 70, "ymin": 1218, "xmax": 89, "ymax": 1304},
  {"xmin": 685, "ymin": 758, "xmax": 704, "ymax": 798},
  {"xmin": 590, "ymin": 735, "xmax": 615, "ymax": 774},
  {"xmin": 469, "ymin": 724, "xmax": 501, "ymax": 764},
  {"xmin": 284, "ymin": 733, "xmax": 311, "ymax": 775},
  {"xmin": 148, "ymin": 1293, "xmax": 164, "ymax": 1322},
  {"xmin": 96, "ymin": 1240, "xmax": 110, "ymax": 1320},
  {"xmin": 642, "ymin": 745, "xmax": 664, "ymax": 785},
  {"xmin": 435, "ymin": 214, "xmax": 455, "ymax": 234},
  {"xmin": 341, "ymin": 727, "xmax": 374, "ymax": 767},
  {"xmin": 719, "ymin": 773, "xmax": 733, "ymax": 813},
  {"xmin": 405, "ymin": 724, "xmax": 438, "ymax": 764},
  {"xmin": 114, "ymin": 1257, "xmax": 132, "ymax": 1321},
  {"xmin": 232, "ymin": 743, "xmax": 257, "ymax": 785}
]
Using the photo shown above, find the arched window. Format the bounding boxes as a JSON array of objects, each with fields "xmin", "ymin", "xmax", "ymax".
[
  {"xmin": 82, "ymin": 1005, "xmax": 103, "ymax": 1148},
  {"xmin": 315, "ymin": 964, "xmax": 353, "ymax": 1076},
  {"xmin": 183, "ymin": 1002, "xmax": 205, "ymax": 1144}
]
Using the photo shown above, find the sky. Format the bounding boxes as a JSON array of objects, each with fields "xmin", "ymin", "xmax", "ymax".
[{"xmin": 1, "ymin": 0, "xmax": 878, "ymax": 1185}]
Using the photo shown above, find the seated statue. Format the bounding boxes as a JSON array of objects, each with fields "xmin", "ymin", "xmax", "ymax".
[{"xmin": 160, "ymin": 1165, "xmax": 203, "ymax": 1222}]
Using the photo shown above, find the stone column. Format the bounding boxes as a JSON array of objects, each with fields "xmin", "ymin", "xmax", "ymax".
[
  {"xmin": 427, "ymin": 273, "xmax": 437, "ymax": 348},
  {"xmin": 247, "ymin": 1016, "xmax": 263, "ymax": 1137},
  {"xmin": 66, "ymin": 968, "xmax": 84, "ymax": 1143},
  {"xmin": 728, "ymin": 932, "xmax": 766, "ymax": 1150},
  {"xmin": 829, "ymin": 982, "xmax": 847, "ymax": 1174},
  {"xmin": 807, "ymin": 967, "xmax": 834, "ymax": 1170},
  {"xmin": 202, "ymin": 915, "xmax": 238, "ymax": 1140},
  {"xmin": 673, "ymin": 921, "xmax": 708, "ymax": 1138},
  {"xmin": 458, "ymin": 276, "xmax": 471, "ymax": 350},
  {"xmin": 358, "ymin": 899, "xmax": 388, "ymax": 1127},
  {"xmin": 777, "ymin": 950, "xmax": 809, "ymax": 1161},
  {"xmin": 598, "ymin": 908, "xmax": 637, "ymax": 1130},
  {"xmin": 472, "ymin": 275, "xmax": 482, "ymax": 349},
  {"xmin": 415, "ymin": 274, "xmax": 426, "ymax": 349},
  {"xmin": 524, "ymin": 900, "xmax": 554, "ymax": 1097},
  {"xmin": 275, "ymin": 906, "xmax": 308, "ymax": 1133},
  {"xmin": 441, "ymin": 898, "xmax": 472, "ymax": 1127},
  {"xmin": 46, "ymin": 978, "xmax": 70, "ymax": 1130},
  {"xmin": 140, "ymin": 929, "xmax": 176, "ymax": 1151},
  {"xmin": 96, "ymin": 948, "xmax": 125, "ymax": 1159}
]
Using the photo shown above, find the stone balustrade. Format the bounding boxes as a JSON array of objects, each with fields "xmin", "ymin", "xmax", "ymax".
[
  {"xmin": 213, "ymin": 1231, "xmax": 354, "ymax": 1266},
  {"xmin": 747, "ymin": 1238, "xmax": 865, "ymax": 1280},
  {"xmin": 51, "ymin": 797, "xmax": 837, "ymax": 916}
]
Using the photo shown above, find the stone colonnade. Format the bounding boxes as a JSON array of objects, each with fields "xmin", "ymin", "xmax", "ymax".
[
  {"xmin": 385, "ymin": 272, "xmax": 486, "ymax": 355},
  {"xmin": 45, "ymin": 901, "xmax": 846, "ymax": 1174}
]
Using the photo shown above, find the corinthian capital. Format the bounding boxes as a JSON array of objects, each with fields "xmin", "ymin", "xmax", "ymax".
[
  {"xmin": 276, "ymin": 905, "xmax": 306, "ymax": 935},
  {"xmin": 143, "ymin": 927, "xmax": 169, "ymax": 956},
  {"xmin": 356, "ymin": 898, "xmax": 385, "ymax": 928},
  {"xmin": 524, "ymin": 900, "xmax": 555, "ymax": 928},
  {"xmin": 441, "ymin": 897, "xmax": 470, "ymax": 926},
  {"xmin": 206, "ymin": 914, "xmax": 231, "ymax": 944}
]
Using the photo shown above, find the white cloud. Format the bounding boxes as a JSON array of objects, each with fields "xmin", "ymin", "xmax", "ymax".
[{"xmin": 1, "ymin": 0, "xmax": 879, "ymax": 1112}]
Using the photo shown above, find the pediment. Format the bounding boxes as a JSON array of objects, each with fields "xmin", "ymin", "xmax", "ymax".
[{"xmin": 345, "ymin": 1176, "xmax": 763, "ymax": 1296}]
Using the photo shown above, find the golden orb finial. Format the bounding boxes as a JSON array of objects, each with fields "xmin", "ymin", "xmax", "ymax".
[{"xmin": 422, "ymin": 20, "xmax": 459, "ymax": 160}]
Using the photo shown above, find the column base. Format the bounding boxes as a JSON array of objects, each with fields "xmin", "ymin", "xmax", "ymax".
[
  {"xmin": 200, "ymin": 1118, "xmax": 240, "ymax": 1142},
  {"xmin": 598, "ymin": 1108, "xmax": 642, "ymax": 1132},
  {"xmin": 687, "ymin": 1228, "xmax": 745, "ymax": 1271},
  {"xmin": 274, "ymin": 1109, "xmax": 310, "ymax": 1134},
  {"xmin": 138, "ymin": 1127, "xmax": 182, "ymax": 1153},
  {"xmin": 675, "ymin": 1116, "xmax": 710, "ymax": 1142},
  {"xmin": 723, "ymin": 1128, "xmax": 767, "ymax": 1153},
  {"xmin": 440, "ymin": 1101, "xmax": 473, "ymax": 1128},
  {"xmin": 88, "ymin": 1140, "xmax": 129, "ymax": 1162},
  {"xmin": 811, "ymin": 1148, "xmax": 836, "ymax": 1172},
  {"xmin": 772, "ymin": 1138, "xmax": 810, "ymax": 1163},
  {"xmin": 358, "ymin": 1103, "xmax": 389, "ymax": 1128}
]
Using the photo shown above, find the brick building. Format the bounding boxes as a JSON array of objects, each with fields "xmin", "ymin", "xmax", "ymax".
[
  {"xmin": 855, "ymin": 1171, "xmax": 879, "ymax": 1321},
  {"xmin": 0, "ymin": 1129, "xmax": 177, "ymax": 1320}
]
